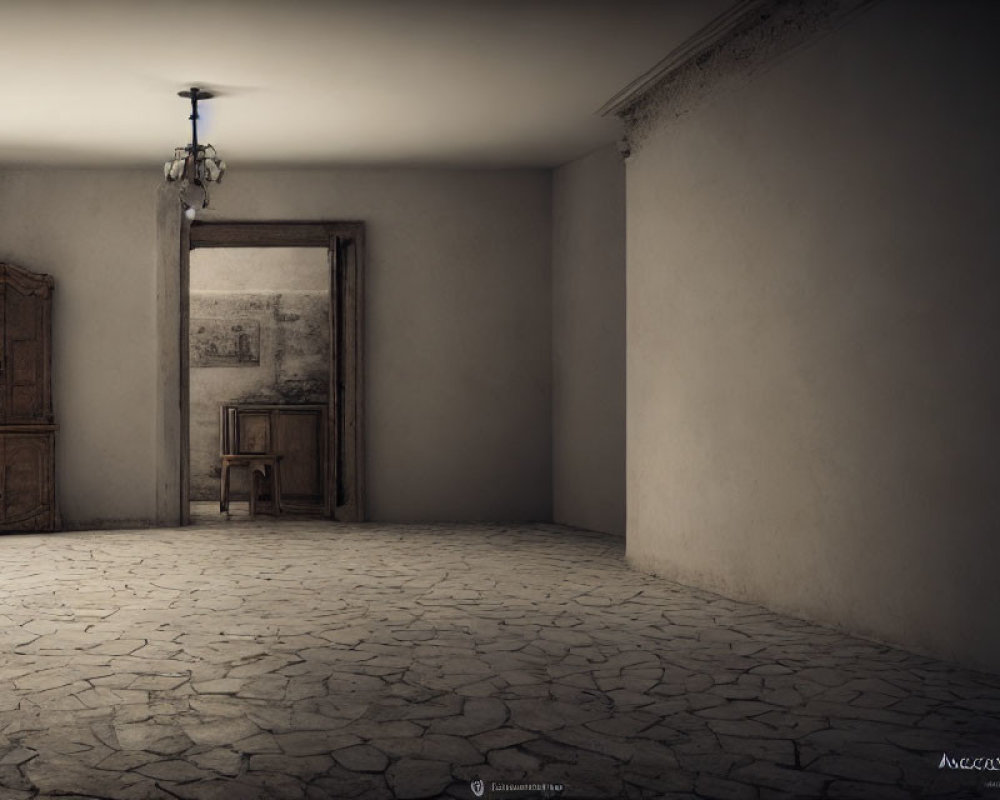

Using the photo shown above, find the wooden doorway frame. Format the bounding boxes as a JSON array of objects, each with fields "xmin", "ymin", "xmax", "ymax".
[{"xmin": 181, "ymin": 221, "xmax": 365, "ymax": 523}]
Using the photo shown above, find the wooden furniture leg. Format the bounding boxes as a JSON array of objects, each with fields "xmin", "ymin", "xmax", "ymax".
[
  {"xmin": 219, "ymin": 454, "xmax": 282, "ymax": 519},
  {"xmin": 272, "ymin": 460, "xmax": 282, "ymax": 515},
  {"xmin": 220, "ymin": 459, "xmax": 231, "ymax": 514},
  {"xmin": 249, "ymin": 466, "xmax": 258, "ymax": 520}
]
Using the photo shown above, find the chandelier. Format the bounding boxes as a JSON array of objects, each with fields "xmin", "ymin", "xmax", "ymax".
[{"xmin": 163, "ymin": 87, "xmax": 226, "ymax": 213}]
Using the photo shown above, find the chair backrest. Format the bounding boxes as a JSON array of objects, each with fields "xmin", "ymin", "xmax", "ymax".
[{"xmin": 220, "ymin": 405, "xmax": 272, "ymax": 455}]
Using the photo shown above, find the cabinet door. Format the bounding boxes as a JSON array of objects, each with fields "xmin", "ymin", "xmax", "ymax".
[
  {"xmin": 0, "ymin": 434, "xmax": 55, "ymax": 530},
  {"xmin": 0, "ymin": 281, "xmax": 5, "ymax": 422},
  {"xmin": 274, "ymin": 409, "xmax": 326, "ymax": 511},
  {"xmin": 4, "ymin": 280, "xmax": 50, "ymax": 423}
]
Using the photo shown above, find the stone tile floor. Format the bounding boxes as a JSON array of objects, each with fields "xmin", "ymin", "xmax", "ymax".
[{"xmin": 1, "ymin": 515, "xmax": 998, "ymax": 800}]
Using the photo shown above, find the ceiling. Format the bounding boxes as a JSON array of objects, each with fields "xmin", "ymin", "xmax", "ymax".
[{"xmin": 1, "ymin": 0, "xmax": 732, "ymax": 169}]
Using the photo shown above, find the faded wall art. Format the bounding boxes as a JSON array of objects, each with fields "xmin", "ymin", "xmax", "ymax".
[{"xmin": 190, "ymin": 318, "xmax": 261, "ymax": 367}]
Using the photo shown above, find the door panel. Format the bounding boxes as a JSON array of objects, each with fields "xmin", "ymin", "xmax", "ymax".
[
  {"xmin": 1, "ymin": 434, "xmax": 53, "ymax": 528},
  {"xmin": 4, "ymin": 284, "xmax": 47, "ymax": 423},
  {"xmin": 0, "ymin": 281, "xmax": 5, "ymax": 423},
  {"xmin": 274, "ymin": 411, "xmax": 324, "ymax": 506}
]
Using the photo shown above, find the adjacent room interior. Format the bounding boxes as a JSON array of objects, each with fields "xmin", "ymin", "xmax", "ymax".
[{"xmin": 188, "ymin": 247, "xmax": 330, "ymax": 520}]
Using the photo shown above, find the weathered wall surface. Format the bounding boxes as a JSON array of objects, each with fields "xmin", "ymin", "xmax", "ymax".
[
  {"xmin": 552, "ymin": 145, "xmax": 626, "ymax": 535},
  {"xmin": 189, "ymin": 247, "xmax": 329, "ymax": 500},
  {"xmin": 626, "ymin": 0, "xmax": 1000, "ymax": 671},
  {"xmin": 0, "ymin": 166, "xmax": 552, "ymax": 525}
]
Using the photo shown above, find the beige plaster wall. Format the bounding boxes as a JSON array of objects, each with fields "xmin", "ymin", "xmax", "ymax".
[
  {"xmin": 0, "ymin": 170, "xmax": 158, "ymax": 528},
  {"xmin": 0, "ymin": 166, "xmax": 552, "ymax": 525},
  {"xmin": 190, "ymin": 247, "xmax": 329, "ymax": 293},
  {"xmin": 552, "ymin": 145, "xmax": 626, "ymax": 535},
  {"xmin": 626, "ymin": 0, "xmax": 1000, "ymax": 672}
]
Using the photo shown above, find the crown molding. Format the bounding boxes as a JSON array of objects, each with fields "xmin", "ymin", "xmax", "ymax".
[
  {"xmin": 602, "ymin": 0, "xmax": 882, "ymax": 157},
  {"xmin": 598, "ymin": 0, "xmax": 763, "ymax": 119}
]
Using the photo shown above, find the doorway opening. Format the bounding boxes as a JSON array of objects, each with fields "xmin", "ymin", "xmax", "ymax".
[{"xmin": 180, "ymin": 222, "xmax": 365, "ymax": 524}]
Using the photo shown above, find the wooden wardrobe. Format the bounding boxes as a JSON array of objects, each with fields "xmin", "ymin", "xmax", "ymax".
[{"xmin": 0, "ymin": 263, "xmax": 57, "ymax": 532}]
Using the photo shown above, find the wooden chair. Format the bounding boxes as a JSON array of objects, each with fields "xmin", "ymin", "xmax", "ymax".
[
  {"xmin": 219, "ymin": 403, "xmax": 329, "ymax": 517},
  {"xmin": 220, "ymin": 454, "xmax": 283, "ymax": 519},
  {"xmin": 219, "ymin": 405, "xmax": 284, "ymax": 519}
]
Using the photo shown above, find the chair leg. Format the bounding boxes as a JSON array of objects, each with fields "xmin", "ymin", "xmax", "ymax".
[
  {"xmin": 220, "ymin": 462, "xmax": 230, "ymax": 515},
  {"xmin": 249, "ymin": 468, "xmax": 258, "ymax": 520},
  {"xmin": 272, "ymin": 461, "xmax": 282, "ymax": 516}
]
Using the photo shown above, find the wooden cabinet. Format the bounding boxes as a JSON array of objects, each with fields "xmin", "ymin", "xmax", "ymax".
[
  {"xmin": 0, "ymin": 263, "xmax": 57, "ymax": 532},
  {"xmin": 220, "ymin": 404, "xmax": 328, "ymax": 514}
]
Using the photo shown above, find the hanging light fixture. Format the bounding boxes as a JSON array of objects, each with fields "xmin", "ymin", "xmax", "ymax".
[{"xmin": 163, "ymin": 87, "xmax": 226, "ymax": 214}]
